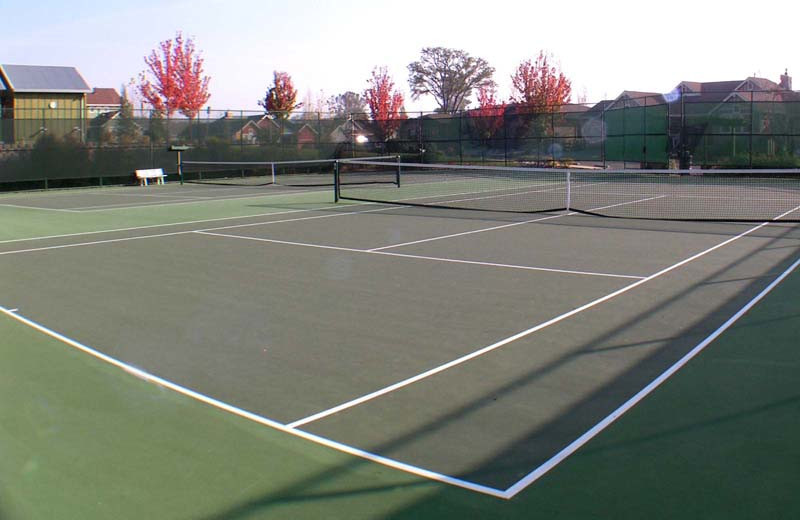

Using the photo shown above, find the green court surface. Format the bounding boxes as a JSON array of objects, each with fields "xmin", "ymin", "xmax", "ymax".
[{"xmin": 1, "ymin": 182, "xmax": 799, "ymax": 519}]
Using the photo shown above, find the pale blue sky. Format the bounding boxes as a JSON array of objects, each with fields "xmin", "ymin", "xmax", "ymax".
[{"xmin": 3, "ymin": 0, "xmax": 797, "ymax": 113}]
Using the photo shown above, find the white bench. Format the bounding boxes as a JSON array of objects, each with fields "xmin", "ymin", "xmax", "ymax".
[{"xmin": 135, "ymin": 168, "xmax": 166, "ymax": 186}]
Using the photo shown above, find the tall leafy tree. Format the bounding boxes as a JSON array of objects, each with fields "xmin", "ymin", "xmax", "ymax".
[
  {"xmin": 147, "ymin": 109, "xmax": 167, "ymax": 144},
  {"xmin": 173, "ymin": 36, "xmax": 211, "ymax": 118},
  {"xmin": 408, "ymin": 47, "xmax": 494, "ymax": 113},
  {"xmin": 299, "ymin": 89, "xmax": 327, "ymax": 118},
  {"xmin": 467, "ymin": 85, "xmax": 506, "ymax": 141},
  {"xmin": 364, "ymin": 67, "xmax": 406, "ymax": 140},
  {"xmin": 116, "ymin": 85, "xmax": 140, "ymax": 144},
  {"xmin": 327, "ymin": 91, "xmax": 368, "ymax": 119},
  {"xmin": 138, "ymin": 32, "xmax": 210, "ymax": 118},
  {"xmin": 510, "ymin": 51, "xmax": 572, "ymax": 112},
  {"xmin": 258, "ymin": 71, "xmax": 302, "ymax": 120}
]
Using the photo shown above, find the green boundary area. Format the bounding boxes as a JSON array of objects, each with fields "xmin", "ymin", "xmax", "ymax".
[
  {"xmin": 1, "ymin": 189, "xmax": 798, "ymax": 518},
  {"xmin": 0, "ymin": 187, "xmax": 335, "ymax": 242},
  {"xmin": 2, "ymin": 265, "xmax": 798, "ymax": 519}
]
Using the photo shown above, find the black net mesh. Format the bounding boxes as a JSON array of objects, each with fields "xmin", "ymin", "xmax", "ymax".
[{"xmin": 337, "ymin": 160, "xmax": 800, "ymax": 221}]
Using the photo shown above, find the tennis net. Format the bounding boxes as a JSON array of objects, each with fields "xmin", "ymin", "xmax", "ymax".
[
  {"xmin": 180, "ymin": 156, "xmax": 399, "ymax": 187},
  {"xmin": 335, "ymin": 160, "xmax": 800, "ymax": 222}
]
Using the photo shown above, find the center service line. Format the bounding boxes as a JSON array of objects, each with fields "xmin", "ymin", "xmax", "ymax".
[
  {"xmin": 367, "ymin": 195, "xmax": 666, "ymax": 252},
  {"xmin": 194, "ymin": 231, "xmax": 644, "ymax": 280}
]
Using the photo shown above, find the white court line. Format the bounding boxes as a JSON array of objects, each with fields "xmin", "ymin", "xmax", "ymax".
[
  {"xmin": 64, "ymin": 190, "xmax": 307, "ymax": 211},
  {"xmin": 195, "ymin": 232, "xmax": 364, "ymax": 253},
  {"xmin": 0, "ymin": 203, "xmax": 81, "ymax": 213},
  {"xmin": 504, "ymin": 251, "xmax": 800, "ymax": 498},
  {"xmin": 4, "ymin": 208, "xmax": 799, "ymax": 499},
  {"xmin": 194, "ymin": 231, "xmax": 645, "ymax": 280},
  {"xmin": 0, "ymin": 205, "xmax": 395, "ymax": 256},
  {"xmin": 372, "ymin": 251, "xmax": 644, "ymax": 279},
  {"xmin": 0, "ymin": 305, "xmax": 505, "ymax": 499},
  {"xmin": 0, "ymin": 204, "xmax": 358, "ymax": 245},
  {"xmin": 0, "ymin": 230, "xmax": 192, "ymax": 256},
  {"xmin": 80, "ymin": 191, "xmax": 215, "ymax": 200},
  {"xmin": 1, "ymin": 187, "xmax": 311, "ymax": 213},
  {"xmin": 368, "ymin": 195, "xmax": 666, "ymax": 252},
  {"xmin": 286, "ymin": 206, "xmax": 797, "ymax": 430},
  {"xmin": 197, "ymin": 205, "xmax": 395, "ymax": 232}
]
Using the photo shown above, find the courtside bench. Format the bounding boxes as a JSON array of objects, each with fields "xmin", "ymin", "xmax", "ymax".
[{"xmin": 135, "ymin": 168, "xmax": 166, "ymax": 186}]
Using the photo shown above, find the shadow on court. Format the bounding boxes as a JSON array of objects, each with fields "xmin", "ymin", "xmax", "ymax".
[
  {"xmin": 248, "ymin": 200, "xmax": 800, "ymax": 242},
  {"xmin": 194, "ymin": 220, "xmax": 800, "ymax": 518}
]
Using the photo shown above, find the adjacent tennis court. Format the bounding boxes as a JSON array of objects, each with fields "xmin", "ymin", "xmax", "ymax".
[{"xmin": 2, "ymin": 168, "xmax": 799, "ymax": 518}]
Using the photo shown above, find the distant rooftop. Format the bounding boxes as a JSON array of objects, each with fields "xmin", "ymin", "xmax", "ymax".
[
  {"xmin": 0, "ymin": 64, "xmax": 92, "ymax": 93},
  {"xmin": 87, "ymin": 88, "xmax": 121, "ymax": 106}
]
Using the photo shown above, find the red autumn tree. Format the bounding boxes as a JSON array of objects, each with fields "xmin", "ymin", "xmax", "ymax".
[
  {"xmin": 139, "ymin": 33, "xmax": 210, "ymax": 118},
  {"xmin": 364, "ymin": 67, "xmax": 406, "ymax": 140},
  {"xmin": 467, "ymin": 84, "xmax": 506, "ymax": 140},
  {"xmin": 258, "ymin": 71, "xmax": 302, "ymax": 120},
  {"xmin": 510, "ymin": 51, "xmax": 572, "ymax": 112}
]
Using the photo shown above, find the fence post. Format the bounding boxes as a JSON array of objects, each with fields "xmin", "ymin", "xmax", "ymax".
[
  {"xmin": 551, "ymin": 110, "xmax": 555, "ymax": 166},
  {"xmin": 643, "ymin": 97, "xmax": 648, "ymax": 166},
  {"xmin": 350, "ymin": 114, "xmax": 355, "ymax": 158},
  {"xmin": 749, "ymin": 91, "xmax": 754, "ymax": 168},
  {"xmin": 504, "ymin": 109, "xmax": 508, "ymax": 166},
  {"xmin": 622, "ymin": 103, "xmax": 627, "ymax": 169},
  {"xmin": 458, "ymin": 111, "xmax": 463, "ymax": 165},
  {"xmin": 418, "ymin": 112, "xmax": 424, "ymax": 162},
  {"xmin": 602, "ymin": 104, "xmax": 606, "ymax": 168}
]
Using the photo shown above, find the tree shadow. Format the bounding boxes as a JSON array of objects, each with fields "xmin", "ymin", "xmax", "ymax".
[{"xmin": 198, "ymin": 222, "xmax": 800, "ymax": 519}]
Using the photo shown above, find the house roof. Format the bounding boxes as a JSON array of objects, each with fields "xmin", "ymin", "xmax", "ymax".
[
  {"xmin": 0, "ymin": 64, "xmax": 91, "ymax": 93},
  {"xmin": 87, "ymin": 88, "xmax": 121, "ymax": 106},
  {"xmin": 679, "ymin": 80, "xmax": 742, "ymax": 94},
  {"xmin": 296, "ymin": 123, "xmax": 319, "ymax": 135},
  {"xmin": 675, "ymin": 77, "xmax": 792, "ymax": 104},
  {"xmin": 585, "ymin": 100, "xmax": 614, "ymax": 116},
  {"xmin": 88, "ymin": 110, "xmax": 120, "ymax": 127},
  {"xmin": 608, "ymin": 91, "xmax": 666, "ymax": 108},
  {"xmin": 558, "ymin": 103, "xmax": 591, "ymax": 113}
]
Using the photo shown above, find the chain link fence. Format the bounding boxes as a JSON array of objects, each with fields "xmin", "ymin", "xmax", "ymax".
[{"xmin": 2, "ymin": 91, "xmax": 799, "ymax": 190}]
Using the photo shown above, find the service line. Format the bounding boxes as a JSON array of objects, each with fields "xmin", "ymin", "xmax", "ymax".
[{"xmin": 286, "ymin": 204, "xmax": 799, "ymax": 430}]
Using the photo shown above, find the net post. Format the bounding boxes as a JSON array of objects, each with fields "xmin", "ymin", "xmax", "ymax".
[
  {"xmin": 333, "ymin": 160, "xmax": 340, "ymax": 202},
  {"xmin": 177, "ymin": 149, "xmax": 183, "ymax": 185},
  {"xmin": 271, "ymin": 163, "xmax": 276, "ymax": 185},
  {"xmin": 169, "ymin": 145, "xmax": 190, "ymax": 185},
  {"xmin": 396, "ymin": 155, "xmax": 401, "ymax": 187},
  {"xmin": 565, "ymin": 170, "xmax": 571, "ymax": 212}
]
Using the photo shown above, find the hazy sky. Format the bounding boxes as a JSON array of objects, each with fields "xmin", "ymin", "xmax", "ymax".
[{"xmin": 3, "ymin": 0, "xmax": 797, "ymax": 113}]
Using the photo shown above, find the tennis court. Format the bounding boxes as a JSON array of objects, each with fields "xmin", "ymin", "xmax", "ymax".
[{"xmin": 2, "ymin": 167, "xmax": 800, "ymax": 518}]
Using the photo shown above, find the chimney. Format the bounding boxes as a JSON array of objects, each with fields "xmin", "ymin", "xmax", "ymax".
[{"xmin": 780, "ymin": 69, "xmax": 792, "ymax": 90}]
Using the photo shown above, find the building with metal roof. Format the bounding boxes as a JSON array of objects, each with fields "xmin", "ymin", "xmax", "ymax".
[{"xmin": 0, "ymin": 64, "xmax": 92, "ymax": 143}]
